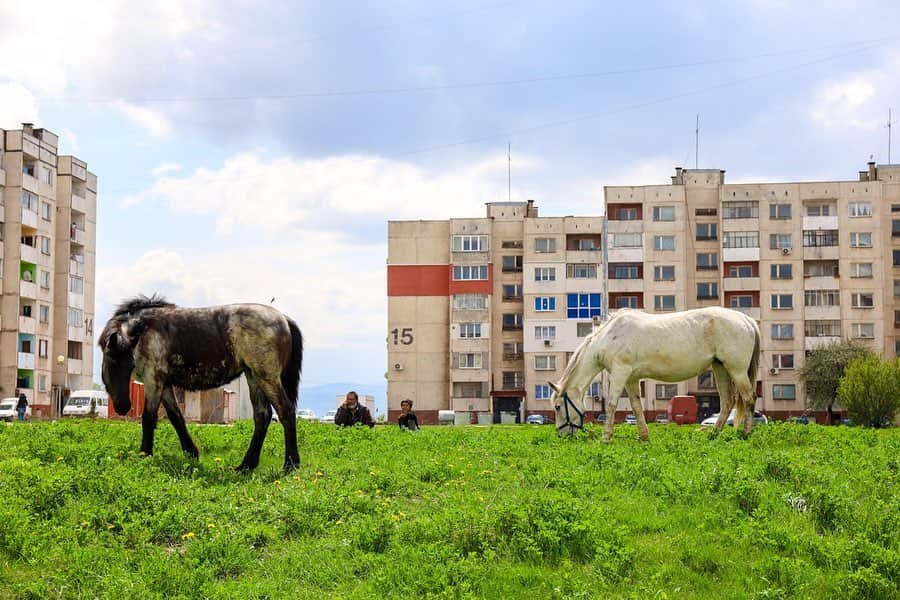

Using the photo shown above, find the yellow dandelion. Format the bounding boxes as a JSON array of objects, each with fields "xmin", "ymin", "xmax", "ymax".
[
  {"xmin": 356, "ymin": 489, "xmax": 364, "ymax": 495},
  {"xmin": 56, "ymin": 456, "xmax": 64, "ymax": 462},
  {"xmin": 336, "ymin": 519, "xmax": 344, "ymax": 525},
  {"xmin": 315, "ymin": 471, "xmax": 324, "ymax": 477},
  {"xmin": 293, "ymin": 476, "xmax": 301, "ymax": 481},
  {"xmin": 479, "ymin": 496, "xmax": 485, "ymax": 502},
  {"xmin": 375, "ymin": 488, "xmax": 381, "ymax": 495},
  {"xmin": 207, "ymin": 523, "xmax": 215, "ymax": 529},
  {"xmin": 182, "ymin": 532, "xmax": 195, "ymax": 540},
  {"xmin": 274, "ymin": 480, "xmax": 282, "ymax": 486},
  {"xmin": 214, "ymin": 457, "xmax": 222, "ymax": 463}
]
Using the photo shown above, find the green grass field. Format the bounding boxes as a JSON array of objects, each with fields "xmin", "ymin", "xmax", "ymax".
[{"xmin": 0, "ymin": 420, "xmax": 897, "ymax": 599}]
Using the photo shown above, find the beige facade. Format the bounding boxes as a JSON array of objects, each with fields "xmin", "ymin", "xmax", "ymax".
[{"xmin": 0, "ymin": 124, "xmax": 97, "ymax": 417}]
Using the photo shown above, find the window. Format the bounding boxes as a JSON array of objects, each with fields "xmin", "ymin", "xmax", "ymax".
[
  {"xmin": 615, "ymin": 296, "xmax": 639, "ymax": 309},
  {"xmin": 613, "ymin": 264, "xmax": 640, "ymax": 279},
  {"xmin": 697, "ymin": 282, "xmax": 718, "ymax": 300},
  {"xmin": 454, "ymin": 382, "xmax": 487, "ymax": 398},
  {"xmin": 895, "ymin": 250, "xmax": 900, "ymax": 267},
  {"xmin": 696, "ymin": 253, "xmax": 718, "ymax": 271},
  {"xmin": 723, "ymin": 231, "xmax": 759, "ymax": 248},
  {"xmin": 769, "ymin": 233, "xmax": 792, "ymax": 249},
  {"xmin": 851, "ymin": 323, "xmax": 875, "ymax": 339},
  {"xmin": 69, "ymin": 277, "xmax": 84, "ymax": 294},
  {"xmin": 805, "ymin": 320, "xmax": 841, "ymax": 337},
  {"xmin": 696, "ymin": 223, "xmax": 718, "ymax": 241},
  {"xmin": 459, "ymin": 323, "xmax": 482, "ymax": 338},
  {"xmin": 566, "ymin": 263, "xmax": 597, "ymax": 279},
  {"xmin": 566, "ymin": 294, "xmax": 601, "ymax": 319},
  {"xmin": 69, "ymin": 308, "xmax": 82, "ymax": 327},
  {"xmin": 38, "ymin": 374, "xmax": 47, "ymax": 393},
  {"xmin": 455, "ymin": 352, "xmax": 484, "ymax": 369},
  {"xmin": 698, "ymin": 370, "xmax": 715, "ymax": 389},
  {"xmin": 503, "ymin": 342, "xmax": 523, "ymax": 359},
  {"xmin": 722, "ymin": 201, "xmax": 759, "ymax": 219},
  {"xmin": 895, "ymin": 279, "xmax": 900, "ymax": 297},
  {"xmin": 654, "ymin": 265, "xmax": 675, "ymax": 281},
  {"xmin": 772, "ymin": 354, "xmax": 794, "ymax": 369},
  {"xmin": 21, "ymin": 190, "xmax": 38, "ymax": 212},
  {"xmin": 803, "ymin": 230, "xmax": 838, "ymax": 247},
  {"xmin": 806, "ymin": 204, "xmax": 833, "ymax": 216},
  {"xmin": 728, "ymin": 265, "xmax": 753, "ymax": 278},
  {"xmin": 695, "ymin": 207, "xmax": 717, "ymax": 216},
  {"xmin": 39, "ymin": 305, "xmax": 49, "ymax": 323},
  {"xmin": 851, "ymin": 293, "xmax": 874, "ymax": 308},
  {"xmin": 804, "ymin": 261, "xmax": 839, "ymax": 277},
  {"xmin": 502, "ymin": 284, "xmax": 522, "ymax": 300},
  {"xmin": 771, "ymin": 324, "xmax": 793, "ymax": 339},
  {"xmin": 41, "ymin": 201, "xmax": 52, "ymax": 221},
  {"xmin": 653, "ymin": 235, "xmax": 675, "ymax": 251},
  {"xmin": 534, "ymin": 297, "xmax": 556, "ymax": 312},
  {"xmin": 534, "ymin": 326, "xmax": 556, "ymax": 340},
  {"xmin": 453, "ymin": 294, "xmax": 487, "ymax": 310},
  {"xmin": 654, "ymin": 295, "xmax": 675, "ymax": 311},
  {"xmin": 452, "ymin": 265, "xmax": 488, "ymax": 280},
  {"xmin": 655, "ymin": 384, "xmax": 678, "ymax": 400},
  {"xmin": 535, "ymin": 384, "xmax": 552, "ymax": 400},
  {"xmin": 38, "ymin": 339, "xmax": 48, "ymax": 358},
  {"xmin": 576, "ymin": 322, "xmax": 593, "ymax": 337},
  {"xmin": 850, "ymin": 263, "xmax": 873, "ymax": 278},
  {"xmin": 571, "ymin": 238, "xmax": 600, "ymax": 251},
  {"xmin": 894, "ymin": 220, "xmax": 900, "ymax": 238},
  {"xmin": 452, "ymin": 235, "xmax": 487, "ymax": 252},
  {"xmin": 653, "ymin": 206, "xmax": 675, "ymax": 221},
  {"xmin": 39, "ymin": 270, "xmax": 49, "ymax": 289},
  {"xmin": 848, "ymin": 202, "xmax": 872, "ymax": 217},
  {"xmin": 41, "ymin": 166, "xmax": 52, "ymax": 186},
  {"xmin": 611, "ymin": 233, "xmax": 642, "ymax": 248},
  {"xmin": 770, "ymin": 264, "xmax": 792, "ymax": 279},
  {"xmin": 771, "ymin": 294, "xmax": 793, "ymax": 309},
  {"xmin": 502, "ymin": 255, "xmax": 523, "ymax": 273},
  {"xmin": 730, "ymin": 295, "xmax": 753, "ymax": 308},
  {"xmin": 804, "ymin": 290, "xmax": 840, "ymax": 307},
  {"xmin": 502, "ymin": 313, "xmax": 522, "ymax": 330},
  {"xmin": 20, "ymin": 339, "xmax": 32, "ymax": 353},
  {"xmin": 773, "ymin": 384, "xmax": 796, "ymax": 400},
  {"xmin": 67, "ymin": 341, "xmax": 82, "ymax": 360},
  {"xmin": 534, "ymin": 267, "xmax": 556, "ymax": 281},
  {"xmin": 849, "ymin": 232, "xmax": 873, "ymax": 248},
  {"xmin": 769, "ymin": 204, "xmax": 791, "ymax": 219},
  {"xmin": 615, "ymin": 207, "xmax": 638, "ymax": 220},
  {"xmin": 534, "ymin": 355, "xmax": 557, "ymax": 370},
  {"xmin": 534, "ymin": 238, "xmax": 557, "ymax": 253},
  {"xmin": 501, "ymin": 240, "xmax": 523, "ymax": 249}
]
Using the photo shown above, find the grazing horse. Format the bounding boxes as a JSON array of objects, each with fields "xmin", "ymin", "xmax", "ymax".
[
  {"xmin": 550, "ymin": 307, "xmax": 760, "ymax": 440},
  {"xmin": 98, "ymin": 295, "xmax": 304, "ymax": 472}
]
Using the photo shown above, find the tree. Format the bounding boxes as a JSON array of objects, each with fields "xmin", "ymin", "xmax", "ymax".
[
  {"xmin": 798, "ymin": 340, "xmax": 872, "ymax": 424},
  {"xmin": 838, "ymin": 355, "xmax": 900, "ymax": 428}
]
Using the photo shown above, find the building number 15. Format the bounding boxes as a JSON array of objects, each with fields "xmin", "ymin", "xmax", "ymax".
[{"xmin": 390, "ymin": 328, "xmax": 414, "ymax": 345}]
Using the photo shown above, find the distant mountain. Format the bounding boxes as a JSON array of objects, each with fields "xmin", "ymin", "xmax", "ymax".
[{"xmin": 297, "ymin": 382, "xmax": 387, "ymax": 419}]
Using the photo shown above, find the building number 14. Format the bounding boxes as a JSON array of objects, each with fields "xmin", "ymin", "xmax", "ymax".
[{"xmin": 390, "ymin": 328, "xmax": 414, "ymax": 345}]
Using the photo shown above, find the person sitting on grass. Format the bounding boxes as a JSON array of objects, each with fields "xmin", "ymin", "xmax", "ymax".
[
  {"xmin": 398, "ymin": 399, "xmax": 419, "ymax": 431},
  {"xmin": 334, "ymin": 391, "xmax": 374, "ymax": 428}
]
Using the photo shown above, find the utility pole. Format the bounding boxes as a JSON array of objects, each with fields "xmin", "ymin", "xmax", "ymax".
[
  {"xmin": 889, "ymin": 108, "xmax": 895, "ymax": 164},
  {"xmin": 507, "ymin": 141, "xmax": 511, "ymax": 202},
  {"xmin": 695, "ymin": 114, "xmax": 700, "ymax": 169}
]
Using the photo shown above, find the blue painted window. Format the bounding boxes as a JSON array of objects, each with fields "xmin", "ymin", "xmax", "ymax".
[
  {"xmin": 534, "ymin": 297, "xmax": 556, "ymax": 312},
  {"xmin": 566, "ymin": 293, "xmax": 601, "ymax": 319},
  {"xmin": 590, "ymin": 381, "xmax": 601, "ymax": 398},
  {"xmin": 535, "ymin": 385, "xmax": 552, "ymax": 400}
]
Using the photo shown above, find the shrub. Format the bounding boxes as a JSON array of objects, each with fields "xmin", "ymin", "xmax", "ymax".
[{"xmin": 838, "ymin": 355, "xmax": 900, "ymax": 428}]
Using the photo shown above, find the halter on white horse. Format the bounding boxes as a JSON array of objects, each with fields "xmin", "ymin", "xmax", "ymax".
[{"xmin": 550, "ymin": 307, "xmax": 760, "ymax": 440}]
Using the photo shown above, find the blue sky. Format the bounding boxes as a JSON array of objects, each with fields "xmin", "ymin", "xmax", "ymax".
[{"xmin": 1, "ymin": 1, "xmax": 899, "ymax": 388}]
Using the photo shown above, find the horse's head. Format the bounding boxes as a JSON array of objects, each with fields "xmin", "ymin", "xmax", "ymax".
[
  {"xmin": 549, "ymin": 381, "xmax": 585, "ymax": 437},
  {"xmin": 98, "ymin": 316, "xmax": 146, "ymax": 415}
]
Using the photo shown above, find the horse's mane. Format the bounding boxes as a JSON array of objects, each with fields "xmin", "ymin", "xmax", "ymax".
[{"xmin": 112, "ymin": 294, "xmax": 176, "ymax": 317}]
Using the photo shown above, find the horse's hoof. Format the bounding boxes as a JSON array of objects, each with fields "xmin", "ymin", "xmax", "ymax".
[
  {"xmin": 185, "ymin": 447, "xmax": 200, "ymax": 460},
  {"xmin": 234, "ymin": 464, "xmax": 254, "ymax": 474}
]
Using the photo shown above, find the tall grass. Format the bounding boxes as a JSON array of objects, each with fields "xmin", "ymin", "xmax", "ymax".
[{"xmin": 0, "ymin": 420, "xmax": 897, "ymax": 598}]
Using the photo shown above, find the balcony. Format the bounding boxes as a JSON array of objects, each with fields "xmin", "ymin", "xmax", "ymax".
[
  {"xmin": 21, "ymin": 173, "xmax": 39, "ymax": 193},
  {"xmin": 607, "ymin": 278, "xmax": 644, "ymax": 293},
  {"xmin": 67, "ymin": 358, "xmax": 83, "ymax": 374},
  {"xmin": 605, "ymin": 219, "xmax": 643, "ymax": 234},
  {"xmin": 803, "ymin": 245, "xmax": 839, "ymax": 261},
  {"xmin": 20, "ymin": 280, "xmax": 37, "ymax": 299},
  {"xmin": 722, "ymin": 247, "xmax": 760, "ymax": 262},
  {"xmin": 68, "ymin": 292, "xmax": 84, "ymax": 309},
  {"xmin": 18, "ymin": 316, "xmax": 36, "ymax": 335},
  {"xmin": 69, "ymin": 258, "xmax": 85, "ymax": 277},
  {"xmin": 0, "ymin": 203, "xmax": 4, "ymax": 222},
  {"xmin": 450, "ymin": 368, "xmax": 488, "ymax": 383},
  {"xmin": 566, "ymin": 249, "xmax": 602, "ymax": 263},
  {"xmin": 71, "ymin": 228, "xmax": 87, "ymax": 246},
  {"xmin": 17, "ymin": 352, "xmax": 35, "ymax": 369},
  {"xmin": 21, "ymin": 208, "xmax": 38, "ymax": 228},
  {"xmin": 803, "ymin": 215, "xmax": 839, "ymax": 231},
  {"xmin": 71, "ymin": 192, "xmax": 87, "ymax": 214},
  {"xmin": 451, "ymin": 397, "xmax": 490, "ymax": 412},
  {"xmin": 804, "ymin": 305, "xmax": 841, "ymax": 320},
  {"xmin": 803, "ymin": 275, "xmax": 840, "ymax": 290},
  {"xmin": 502, "ymin": 352, "xmax": 523, "ymax": 361},
  {"xmin": 607, "ymin": 247, "xmax": 644, "ymax": 263},
  {"xmin": 22, "ymin": 136, "xmax": 40, "ymax": 158},
  {"xmin": 730, "ymin": 306, "xmax": 761, "ymax": 320},
  {"xmin": 805, "ymin": 336, "xmax": 841, "ymax": 351},
  {"xmin": 20, "ymin": 243, "xmax": 37, "ymax": 264},
  {"xmin": 722, "ymin": 277, "xmax": 760, "ymax": 292},
  {"xmin": 68, "ymin": 326, "xmax": 84, "ymax": 341}
]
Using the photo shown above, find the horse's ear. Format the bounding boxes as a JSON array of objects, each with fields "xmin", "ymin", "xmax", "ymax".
[
  {"xmin": 121, "ymin": 317, "xmax": 147, "ymax": 348},
  {"xmin": 548, "ymin": 381, "xmax": 561, "ymax": 394}
]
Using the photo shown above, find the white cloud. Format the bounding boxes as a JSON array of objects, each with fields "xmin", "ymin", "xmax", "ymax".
[
  {"xmin": 810, "ymin": 56, "xmax": 900, "ymax": 134},
  {"xmin": 111, "ymin": 101, "xmax": 175, "ymax": 139},
  {"xmin": 0, "ymin": 82, "xmax": 40, "ymax": 129},
  {"xmin": 151, "ymin": 162, "xmax": 182, "ymax": 176}
]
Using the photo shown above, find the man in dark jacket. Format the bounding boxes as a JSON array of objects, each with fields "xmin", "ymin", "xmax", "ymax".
[
  {"xmin": 16, "ymin": 392, "xmax": 28, "ymax": 422},
  {"xmin": 398, "ymin": 399, "xmax": 419, "ymax": 431},
  {"xmin": 334, "ymin": 391, "xmax": 374, "ymax": 428}
]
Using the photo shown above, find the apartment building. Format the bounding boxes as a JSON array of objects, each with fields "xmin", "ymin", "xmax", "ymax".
[
  {"xmin": 387, "ymin": 201, "xmax": 604, "ymax": 424},
  {"xmin": 0, "ymin": 124, "xmax": 97, "ymax": 418},
  {"xmin": 606, "ymin": 162, "xmax": 900, "ymax": 421}
]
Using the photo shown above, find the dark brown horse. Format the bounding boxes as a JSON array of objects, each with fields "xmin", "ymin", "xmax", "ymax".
[{"xmin": 98, "ymin": 295, "xmax": 303, "ymax": 472}]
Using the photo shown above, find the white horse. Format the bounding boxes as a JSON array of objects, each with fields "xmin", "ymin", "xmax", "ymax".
[{"xmin": 549, "ymin": 307, "xmax": 760, "ymax": 440}]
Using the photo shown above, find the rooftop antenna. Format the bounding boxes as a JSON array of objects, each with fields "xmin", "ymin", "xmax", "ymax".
[
  {"xmin": 888, "ymin": 108, "xmax": 896, "ymax": 164},
  {"xmin": 507, "ymin": 141, "xmax": 511, "ymax": 202},
  {"xmin": 695, "ymin": 113, "xmax": 700, "ymax": 169}
]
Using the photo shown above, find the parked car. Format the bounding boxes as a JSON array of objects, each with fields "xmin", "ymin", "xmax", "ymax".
[
  {"xmin": 0, "ymin": 398, "xmax": 32, "ymax": 421},
  {"xmin": 62, "ymin": 390, "xmax": 110, "ymax": 418},
  {"xmin": 624, "ymin": 413, "xmax": 637, "ymax": 425},
  {"xmin": 526, "ymin": 414, "xmax": 551, "ymax": 425},
  {"xmin": 701, "ymin": 409, "xmax": 768, "ymax": 427},
  {"xmin": 654, "ymin": 414, "xmax": 669, "ymax": 424},
  {"xmin": 320, "ymin": 409, "xmax": 337, "ymax": 424},
  {"xmin": 296, "ymin": 409, "xmax": 317, "ymax": 422}
]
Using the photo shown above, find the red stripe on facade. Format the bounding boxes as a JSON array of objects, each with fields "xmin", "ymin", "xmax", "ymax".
[
  {"xmin": 387, "ymin": 265, "xmax": 451, "ymax": 296},
  {"xmin": 448, "ymin": 263, "xmax": 493, "ymax": 295}
]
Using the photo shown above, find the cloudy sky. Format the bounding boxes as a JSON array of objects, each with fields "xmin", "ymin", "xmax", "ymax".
[{"xmin": 1, "ymin": 1, "xmax": 898, "ymax": 387}]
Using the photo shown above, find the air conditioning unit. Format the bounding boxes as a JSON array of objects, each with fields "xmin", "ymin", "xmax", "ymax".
[
  {"xmin": 781, "ymin": 247, "xmax": 792, "ymax": 255},
  {"xmin": 544, "ymin": 339, "xmax": 552, "ymax": 347},
  {"xmin": 769, "ymin": 367, "xmax": 779, "ymax": 375},
  {"xmin": 393, "ymin": 363, "xmax": 403, "ymax": 371}
]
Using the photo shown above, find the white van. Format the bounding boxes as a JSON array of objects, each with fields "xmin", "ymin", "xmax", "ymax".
[{"xmin": 63, "ymin": 390, "xmax": 110, "ymax": 418}]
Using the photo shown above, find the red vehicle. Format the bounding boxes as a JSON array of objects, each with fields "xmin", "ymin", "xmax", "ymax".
[{"xmin": 667, "ymin": 395, "xmax": 698, "ymax": 425}]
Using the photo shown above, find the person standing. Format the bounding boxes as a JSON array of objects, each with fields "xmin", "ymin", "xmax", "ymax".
[
  {"xmin": 334, "ymin": 391, "xmax": 374, "ymax": 428},
  {"xmin": 16, "ymin": 392, "xmax": 28, "ymax": 422},
  {"xmin": 397, "ymin": 399, "xmax": 419, "ymax": 431}
]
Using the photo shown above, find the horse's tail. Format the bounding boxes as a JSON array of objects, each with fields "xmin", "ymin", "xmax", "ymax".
[{"xmin": 282, "ymin": 317, "xmax": 304, "ymax": 407}]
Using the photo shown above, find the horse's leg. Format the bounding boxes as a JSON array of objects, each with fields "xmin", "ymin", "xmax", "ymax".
[
  {"xmin": 160, "ymin": 386, "xmax": 199, "ymax": 459},
  {"xmin": 258, "ymin": 378, "xmax": 300, "ymax": 473},
  {"xmin": 236, "ymin": 375, "xmax": 273, "ymax": 473},
  {"xmin": 729, "ymin": 369, "xmax": 756, "ymax": 435},
  {"xmin": 604, "ymin": 371, "xmax": 627, "ymax": 443},
  {"xmin": 711, "ymin": 362, "xmax": 733, "ymax": 433},
  {"xmin": 140, "ymin": 383, "xmax": 161, "ymax": 456},
  {"xmin": 625, "ymin": 380, "xmax": 649, "ymax": 441}
]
